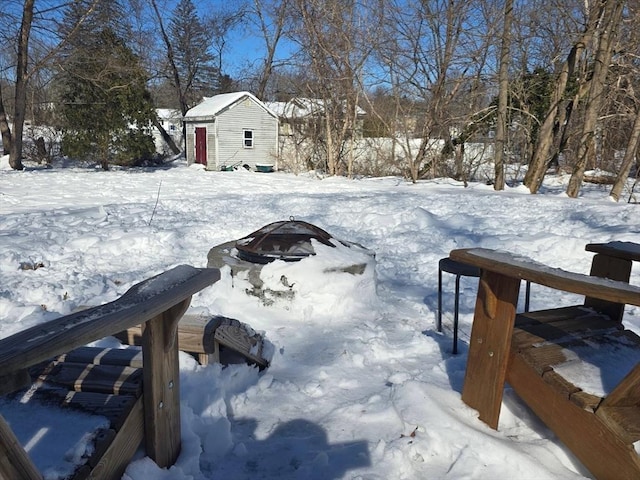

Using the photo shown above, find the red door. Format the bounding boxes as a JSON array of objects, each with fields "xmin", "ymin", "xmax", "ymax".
[{"xmin": 195, "ymin": 127, "xmax": 207, "ymax": 165}]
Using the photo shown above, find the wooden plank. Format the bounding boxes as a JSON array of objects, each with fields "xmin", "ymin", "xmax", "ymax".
[
  {"xmin": 0, "ymin": 265, "xmax": 220, "ymax": 377},
  {"xmin": 14, "ymin": 385, "xmax": 138, "ymax": 431},
  {"xmin": 142, "ymin": 300, "xmax": 188, "ymax": 468},
  {"xmin": 214, "ymin": 321, "xmax": 268, "ymax": 369},
  {"xmin": 0, "ymin": 369, "xmax": 31, "ymax": 396},
  {"xmin": 570, "ymin": 390, "xmax": 602, "ymax": 411},
  {"xmin": 540, "ymin": 369, "xmax": 582, "ymax": 399},
  {"xmin": 118, "ymin": 314, "xmax": 220, "ymax": 355},
  {"xmin": 506, "ymin": 351, "xmax": 640, "ymax": 480},
  {"xmin": 64, "ymin": 391, "xmax": 138, "ymax": 431},
  {"xmin": 585, "ymin": 254, "xmax": 633, "ymax": 322},
  {"xmin": 513, "ymin": 306, "xmax": 597, "ymax": 327},
  {"xmin": 117, "ymin": 314, "xmax": 268, "ymax": 368},
  {"xmin": 515, "ymin": 306, "xmax": 619, "ymax": 333},
  {"xmin": 85, "ymin": 396, "xmax": 145, "ymax": 480},
  {"xmin": 449, "ymin": 248, "xmax": 640, "ymax": 307},
  {"xmin": 176, "ymin": 314, "xmax": 222, "ymax": 354},
  {"xmin": 589, "ymin": 253, "xmax": 634, "ymax": 283},
  {"xmin": 60, "ymin": 347, "xmax": 143, "ymax": 369},
  {"xmin": 600, "ymin": 363, "xmax": 640, "ymax": 408},
  {"xmin": 0, "ymin": 414, "xmax": 42, "ymax": 480},
  {"xmin": 512, "ymin": 325, "xmax": 617, "ymax": 353},
  {"xmin": 596, "ymin": 406, "xmax": 640, "ymax": 444},
  {"xmin": 87, "ymin": 429, "xmax": 116, "ymax": 468},
  {"xmin": 518, "ymin": 344, "xmax": 568, "ymax": 376},
  {"xmin": 585, "ymin": 241, "xmax": 640, "ymax": 262},
  {"xmin": 33, "ymin": 362, "xmax": 142, "ymax": 397},
  {"xmin": 461, "ymin": 270, "xmax": 520, "ymax": 430}
]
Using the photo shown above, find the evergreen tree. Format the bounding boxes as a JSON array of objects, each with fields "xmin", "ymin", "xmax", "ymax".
[
  {"xmin": 169, "ymin": 0, "xmax": 221, "ymax": 110},
  {"xmin": 57, "ymin": 1, "xmax": 156, "ymax": 169}
]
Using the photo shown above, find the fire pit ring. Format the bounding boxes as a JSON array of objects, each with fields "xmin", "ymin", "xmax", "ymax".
[{"xmin": 235, "ymin": 218, "xmax": 337, "ymax": 264}]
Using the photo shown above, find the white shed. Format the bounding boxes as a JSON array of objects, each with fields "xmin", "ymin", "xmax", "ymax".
[{"xmin": 183, "ymin": 92, "xmax": 279, "ymax": 171}]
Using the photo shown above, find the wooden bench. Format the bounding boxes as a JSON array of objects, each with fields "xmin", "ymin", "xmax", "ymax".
[
  {"xmin": 116, "ymin": 314, "xmax": 269, "ymax": 370},
  {"xmin": 449, "ymin": 245, "xmax": 640, "ymax": 480},
  {"xmin": 0, "ymin": 265, "xmax": 220, "ymax": 480}
]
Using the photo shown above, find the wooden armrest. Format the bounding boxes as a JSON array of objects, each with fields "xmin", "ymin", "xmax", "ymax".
[
  {"xmin": 0, "ymin": 265, "xmax": 220, "ymax": 377},
  {"xmin": 585, "ymin": 241, "xmax": 640, "ymax": 262},
  {"xmin": 449, "ymin": 248, "xmax": 640, "ymax": 307}
]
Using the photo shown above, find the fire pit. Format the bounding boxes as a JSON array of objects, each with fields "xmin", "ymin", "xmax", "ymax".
[
  {"xmin": 207, "ymin": 219, "xmax": 375, "ymax": 304},
  {"xmin": 235, "ymin": 219, "xmax": 341, "ymax": 264}
]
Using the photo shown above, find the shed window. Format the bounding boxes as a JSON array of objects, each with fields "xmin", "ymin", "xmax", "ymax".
[{"xmin": 243, "ymin": 129, "xmax": 254, "ymax": 148}]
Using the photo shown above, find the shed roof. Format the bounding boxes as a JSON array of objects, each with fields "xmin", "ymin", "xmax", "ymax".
[{"xmin": 183, "ymin": 91, "xmax": 277, "ymax": 121}]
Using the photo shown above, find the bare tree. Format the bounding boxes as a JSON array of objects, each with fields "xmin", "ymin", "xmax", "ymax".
[
  {"xmin": 7, "ymin": 0, "xmax": 35, "ymax": 170},
  {"xmin": 494, "ymin": 0, "xmax": 514, "ymax": 190},
  {"xmin": 1, "ymin": 0, "xmax": 100, "ymax": 169},
  {"xmin": 566, "ymin": 0, "xmax": 624, "ymax": 197},
  {"xmin": 376, "ymin": 0, "xmax": 495, "ymax": 182},
  {"xmin": 251, "ymin": 0, "xmax": 291, "ymax": 99},
  {"xmin": 0, "ymin": 81, "xmax": 11, "ymax": 155},
  {"xmin": 524, "ymin": 1, "xmax": 607, "ymax": 193},
  {"xmin": 290, "ymin": 0, "xmax": 377, "ymax": 176},
  {"xmin": 608, "ymin": 2, "xmax": 640, "ymax": 201},
  {"xmin": 610, "ymin": 107, "xmax": 640, "ymax": 201}
]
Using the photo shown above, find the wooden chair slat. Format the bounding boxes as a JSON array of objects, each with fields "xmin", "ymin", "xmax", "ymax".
[
  {"xmin": 33, "ymin": 361, "xmax": 143, "ymax": 396},
  {"xmin": 60, "ymin": 346, "xmax": 144, "ymax": 368}
]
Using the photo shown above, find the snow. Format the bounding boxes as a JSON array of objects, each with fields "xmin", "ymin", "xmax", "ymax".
[
  {"xmin": 184, "ymin": 91, "xmax": 277, "ymax": 120},
  {"xmin": 1, "ymin": 154, "xmax": 639, "ymax": 479}
]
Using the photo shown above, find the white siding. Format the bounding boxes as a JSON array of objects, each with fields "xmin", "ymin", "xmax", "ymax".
[
  {"xmin": 184, "ymin": 94, "xmax": 279, "ymax": 170},
  {"xmin": 216, "ymin": 97, "xmax": 278, "ymax": 170},
  {"xmin": 207, "ymin": 125, "xmax": 217, "ymax": 170},
  {"xmin": 185, "ymin": 123, "xmax": 195, "ymax": 165}
]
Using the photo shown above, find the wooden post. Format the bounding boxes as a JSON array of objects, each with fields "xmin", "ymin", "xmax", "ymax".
[
  {"xmin": 0, "ymin": 414, "xmax": 42, "ymax": 480},
  {"xmin": 461, "ymin": 270, "xmax": 520, "ymax": 429},
  {"xmin": 141, "ymin": 298, "xmax": 190, "ymax": 467},
  {"xmin": 585, "ymin": 253, "xmax": 632, "ymax": 322}
]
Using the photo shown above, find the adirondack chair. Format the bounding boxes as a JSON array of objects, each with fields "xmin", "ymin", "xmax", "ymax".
[
  {"xmin": 0, "ymin": 265, "xmax": 220, "ymax": 480},
  {"xmin": 450, "ymin": 243, "xmax": 640, "ymax": 480}
]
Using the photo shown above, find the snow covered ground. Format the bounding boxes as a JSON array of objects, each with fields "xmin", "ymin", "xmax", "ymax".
[{"xmin": 1, "ymin": 156, "xmax": 638, "ymax": 479}]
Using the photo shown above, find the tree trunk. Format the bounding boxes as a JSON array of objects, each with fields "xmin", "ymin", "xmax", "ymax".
[
  {"xmin": 151, "ymin": 116, "xmax": 180, "ymax": 155},
  {"xmin": 324, "ymin": 107, "xmax": 336, "ymax": 175},
  {"xmin": 9, "ymin": 0, "xmax": 35, "ymax": 171},
  {"xmin": 524, "ymin": 2, "xmax": 605, "ymax": 193},
  {"xmin": 567, "ymin": 0, "xmax": 623, "ymax": 197},
  {"xmin": 0, "ymin": 83, "xmax": 11, "ymax": 155},
  {"xmin": 150, "ymin": 0, "xmax": 188, "ymax": 142},
  {"xmin": 610, "ymin": 108, "xmax": 640, "ymax": 201},
  {"xmin": 494, "ymin": 0, "xmax": 513, "ymax": 190}
]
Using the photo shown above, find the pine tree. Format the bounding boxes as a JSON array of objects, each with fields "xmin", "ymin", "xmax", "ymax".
[
  {"xmin": 57, "ymin": 1, "xmax": 156, "ymax": 169},
  {"xmin": 169, "ymin": 0, "xmax": 221, "ymax": 110}
]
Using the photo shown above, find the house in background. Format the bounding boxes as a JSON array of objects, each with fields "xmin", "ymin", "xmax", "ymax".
[
  {"xmin": 152, "ymin": 109, "xmax": 183, "ymax": 155},
  {"xmin": 183, "ymin": 92, "xmax": 279, "ymax": 171},
  {"xmin": 265, "ymin": 98, "xmax": 367, "ymax": 138}
]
